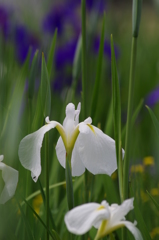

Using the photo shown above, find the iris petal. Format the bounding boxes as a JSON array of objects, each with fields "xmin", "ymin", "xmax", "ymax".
[
  {"xmin": 18, "ymin": 122, "xmax": 57, "ymax": 182},
  {"xmin": 78, "ymin": 125, "xmax": 117, "ymax": 176},
  {"xmin": 56, "ymin": 136, "xmax": 66, "ymax": 168},
  {"xmin": 0, "ymin": 158, "xmax": 18, "ymax": 204},
  {"xmin": 65, "ymin": 203, "xmax": 109, "ymax": 235},
  {"xmin": 71, "ymin": 138, "xmax": 85, "ymax": 176}
]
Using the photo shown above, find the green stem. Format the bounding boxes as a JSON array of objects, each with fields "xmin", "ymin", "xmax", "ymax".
[
  {"xmin": 81, "ymin": 0, "xmax": 87, "ymax": 119},
  {"xmin": 45, "ymin": 132, "xmax": 49, "ymax": 240},
  {"xmin": 65, "ymin": 153, "xmax": 74, "ymax": 210},
  {"xmin": 123, "ymin": 37, "xmax": 137, "ymax": 200},
  {"xmin": 119, "ymin": 142, "xmax": 124, "ymax": 203}
]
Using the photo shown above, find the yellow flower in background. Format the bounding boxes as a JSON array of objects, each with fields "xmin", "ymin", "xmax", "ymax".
[
  {"xmin": 150, "ymin": 227, "xmax": 159, "ymax": 239},
  {"xmin": 143, "ymin": 156, "xmax": 154, "ymax": 166},
  {"xmin": 130, "ymin": 164, "xmax": 144, "ymax": 174},
  {"xmin": 140, "ymin": 190, "xmax": 149, "ymax": 203},
  {"xmin": 150, "ymin": 188, "xmax": 159, "ymax": 196},
  {"xmin": 33, "ymin": 194, "xmax": 43, "ymax": 215}
]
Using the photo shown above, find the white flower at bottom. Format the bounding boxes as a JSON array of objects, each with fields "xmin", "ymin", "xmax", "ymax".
[
  {"xmin": 64, "ymin": 198, "xmax": 143, "ymax": 240},
  {"xmin": 0, "ymin": 155, "xmax": 18, "ymax": 204}
]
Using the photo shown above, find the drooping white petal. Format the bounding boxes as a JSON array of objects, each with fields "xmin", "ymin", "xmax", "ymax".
[
  {"xmin": 109, "ymin": 198, "xmax": 134, "ymax": 224},
  {"xmin": 120, "ymin": 221, "xmax": 143, "ymax": 240},
  {"xmin": 65, "ymin": 203, "xmax": 109, "ymax": 235},
  {"xmin": 71, "ymin": 138, "xmax": 85, "ymax": 176},
  {"xmin": 56, "ymin": 136, "xmax": 66, "ymax": 168},
  {"xmin": 0, "ymin": 155, "xmax": 4, "ymax": 161},
  {"xmin": 0, "ymin": 161, "xmax": 18, "ymax": 204},
  {"xmin": 78, "ymin": 124, "xmax": 117, "ymax": 176},
  {"xmin": 18, "ymin": 122, "xmax": 57, "ymax": 182}
]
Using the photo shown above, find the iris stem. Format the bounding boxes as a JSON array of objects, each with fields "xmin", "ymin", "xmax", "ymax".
[
  {"xmin": 123, "ymin": 37, "xmax": 137, "ymax": 200},
  {"xmin": 65, "ymin": 153, "xmax": 74, "ymax": 210},
  {"xmin": 81, "ymin": 0, "xmax": 87, "ymax": 119},
  {"xmin": 45, "ymin": 132, "xmax": 50, "ymax": 240}
]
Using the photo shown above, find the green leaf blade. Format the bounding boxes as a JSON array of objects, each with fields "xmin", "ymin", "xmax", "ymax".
[
  {"xmin": 91, "ymin": 13, "xmax": 105, "ymax": 121},
  {"xmin": 47, "ymin": 29, "xmax": 57, "ymax": 79},
  {"xmin": 40, "ymin": 53, "xmax": 51, "ymax": 117}
]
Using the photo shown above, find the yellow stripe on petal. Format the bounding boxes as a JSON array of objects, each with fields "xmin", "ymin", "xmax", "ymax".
[
  {"xmin": 87, "ymin": 124, "xmax": 95, "ymax": 134},
  {"xmin": 97, "ymin": 205, "xmax": 105, "ymax": 211}
]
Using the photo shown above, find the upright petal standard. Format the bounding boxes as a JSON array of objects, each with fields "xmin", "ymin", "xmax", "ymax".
[
  {"xmin": 64, "ymin": 198, "xmax": 143, "ymax": 240},
  {"xmin": 0, "ymin": 155, "xmax": 19, "ymax": 204},
  {"xmin": 19, "ymin": 102, "xmax": 119, "ymax": 181}
]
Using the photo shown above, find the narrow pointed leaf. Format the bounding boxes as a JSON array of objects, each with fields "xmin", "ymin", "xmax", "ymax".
[
  {"xmin": 133, "ymin": 197, "xmax": 152, "ymax": 240},
  {"xmin": 111, "ymin": 34, "xmax": 123, "ymax": 201},
  {"xmin": 146, "ymin": 190, "xmax": 159, "ymax": 211},
  {"xmin": 28, "ymin": 49, "xmax": 39, "ymax": 99},
  {"xmin": 111, "ymin": 34, "xmax": 122, "ymax": 164},
  {"xmin": 132, "ymin": 0, "xmax": 142, "ymax": 37},
  {"xmin": 40, "ymin": 53, "xmax": 51, "ymax": 117},
  {"xmin": 70, "ymin": 35, "xmax": 82, "ymax": 102},
  {"xmin": 23, "ymin": 197, "xmax": 59, "ymax": 240},
  {"xmin": 146, "ymin": 105, "xmax": 159, "ymax": 139},
  {"xmin": 16, "ymin": 199, "xmax": 35, "ymax": 240},
  {"xmin": 72, "ymin": 35, "xmax": 82, "ymax": 81},
  {"xmin": 0, "ymin": 49, "xmax": 30, "ymax": 139},
  {"xmin": 91, "ymin": 13, "xmax": 105, "ymax": 120},
  {"xmin": 38, "ymin": 179, "xmax": 57, "ymax": 230},
  {"xmin": 47, "ymin": 29, "xmax": 57, "ymax": 79},
  {"xmin": 81, "ymin": 0, "xmax": 87, "ymax": 119},
  {"xmin": 122, "ymin": 99, "xmax": 144, "ymax": 139}
]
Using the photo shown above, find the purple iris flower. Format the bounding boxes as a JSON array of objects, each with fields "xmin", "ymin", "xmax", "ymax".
[
  {"xmin": 93, "ymin": 36, "xmax": 120, "ymax": 60},
  {"xmin": 42, "ymin": 3, "xmax": 80, "ymax": 36},
  {"xmin": 145, "ymin": 86, "xmax": 159, "ymax": 108},
  {"xmin": 0, "ymin": 5, "xmax": 11, "ymax": 39},
  {"xmin": 55, "ymin": 39, "xmax": 77, "ymax": 69},
  {"xmin": 67, "ymin": 0, "xmax": 107, "ymax": 12},
  {"xmin": 14, "ymin": 25, "xmax": 39, "ymax": 63},
  {"xmin": 53, "ymin": 38, "xmax": 78, "ymax": 91}
]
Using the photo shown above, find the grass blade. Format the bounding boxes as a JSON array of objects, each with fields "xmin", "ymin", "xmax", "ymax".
[
  {"xmin": 47, "ymin": 29, "xmax": 57, "ymax": 79},
  {"xmin": 111, "ymin": 34, "xmax": 123, "ymax": 202},
  {"xmin": 16, "ymin": 199, "xmax": 35, "ymax": 240},
  {"xmin": 40, "ymin": 53, "xmax": 51, "ymax": 118},
  {"xmin": 146, "ymin": 190, "xmax": 159, "ymax": 211},
  {"xmin": 90, "ymin": 13, "xmax": 105, "ymax": 121},
  {"xmin": 22, "ymin": 197, "xmax": 59, "ymax": 240},
  {"xmin": 146, "ymin": 105, "xmax": 159, "ymax": 139}
]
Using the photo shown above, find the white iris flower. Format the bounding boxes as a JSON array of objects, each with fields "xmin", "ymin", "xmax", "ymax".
[
  {"xmin": 18, "ymin": 102, "xmax": 118, "ymax": 182},
  {"xmin": 65, "ymin": 198, "xmax": 143, "ymax": 240},
  {"xmin": 0, "ymin": 155, "xmax": 18, "ymax": 204}
]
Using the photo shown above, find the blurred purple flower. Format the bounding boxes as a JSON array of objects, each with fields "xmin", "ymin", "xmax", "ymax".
[
  {"xmin": 14, "ymin": 25, "xmax": 39, "ymax": 63},
  {"xmin": 55, "ymin": 39, "xmax": 77, "ymax": 69},
  {"xmin": 145, "ymin": 86, "xmax": 159, "ymax": 107},
  {"xmin": 0, "ymin": 5, "xmax": 11, "ymax": 39},
  {"xmin": 67, "ymin": 0, "xmax": 107, "ymax": 12},
  {"xmin": 42, "ymin": 3, "xmax": 80, "ymax": 36},
  {"xmin": 53, "ymin": 38, "xmax": 77, "ymax": 91},
  {"xmin": 53, "ymin": 74, "xmax": 72, "ymax": 92},
  {"xmin": 93, "ymin": 36, "xmax": 120, "ymax": 60}
]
